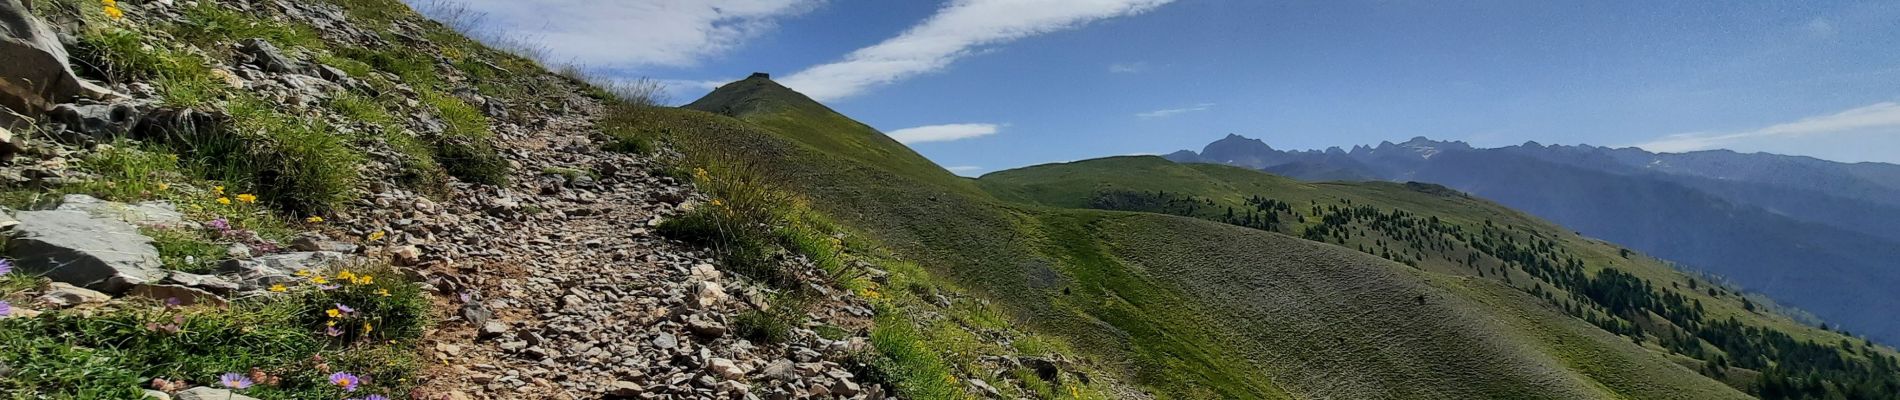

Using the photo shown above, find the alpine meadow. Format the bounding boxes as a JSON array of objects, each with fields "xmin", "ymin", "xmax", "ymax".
[{"xmin": 0, "ymin": 1, "xmax": 1895, "ymax": 400}]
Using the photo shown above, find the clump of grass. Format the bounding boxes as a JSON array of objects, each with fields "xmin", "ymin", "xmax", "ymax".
[
  {"xmin": 214, "ymin": 97, "xmax": 363, "ymax": 214},
  {"xmin": 733, "ymin": 309, "xmax": 798, "ymax": 344},
  {"xmin": 175, "ymin": 1, "xmax": 319, "ymax": 51},
  {"xmin": 419, "ymin": 90, "xmax": 508, "ymax": 186},
  {"xmin": 866, "ymin": 303, "xmax": 964, "ymax": 399},
  {"xmin": 600, "ymin": 104, "xmax": 662, "ymax": 155},
  {"xmin": 146, "ymin": 227, "xmax": 227, "ymax": 274},
  {"xmin": 658, "ymin": 160, "xmax": 797, "ymax": 286},
  {"xmin": 330, "ymin": 94, "xmax": 450, "ymax": 195}
]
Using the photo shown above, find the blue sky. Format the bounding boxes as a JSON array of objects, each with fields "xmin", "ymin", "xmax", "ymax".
[{"xmin": 422, "ymin": 0, "xmax": 1900, "ymax": 175}]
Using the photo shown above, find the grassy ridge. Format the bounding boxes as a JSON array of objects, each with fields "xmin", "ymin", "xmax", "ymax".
[
  {"xmin": 665, "ymin": 76, "xmax": 1760, "ymax": 398},
  {"xmin": 978, "ymin": 155, "xmax": 1900, "ymax": 398}
]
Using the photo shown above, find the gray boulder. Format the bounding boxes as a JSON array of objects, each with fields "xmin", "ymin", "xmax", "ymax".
[
  {"xmin": 0, "ymin": 0, "xmax": 117, "ymax": 115},
  {"xmin": 238, "ymin": 38, "xmax": 303, "ymax": 74},
  {"xmin": 55, "ymin": 194, "xmax": 184, "ymax": 227},
  {"xmin": 6, "ymin": 208, "xmax": 165, "ymax": 293},
  {"xmin": 46, "ymin": 100, "xmax": 150, "ymax": 143}
]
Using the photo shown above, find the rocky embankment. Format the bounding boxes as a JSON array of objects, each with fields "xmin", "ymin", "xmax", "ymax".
[{"xmin": 0, "ymin": 0, "xmax": 885, "ymax": 398}]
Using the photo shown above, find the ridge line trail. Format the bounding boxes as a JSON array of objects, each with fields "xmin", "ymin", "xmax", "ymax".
[{"xmin": 407, "ymin": 96, "xmax": 731, "ymax": 398}]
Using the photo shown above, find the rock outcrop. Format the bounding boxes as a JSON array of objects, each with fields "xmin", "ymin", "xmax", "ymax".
[
  {"xmin": 0, "ymin": 0, "xmax": 117, "ymax": 119},
  {"xmin": 6, "ymin": 204, "xmax": 166, "ymax": 293}
]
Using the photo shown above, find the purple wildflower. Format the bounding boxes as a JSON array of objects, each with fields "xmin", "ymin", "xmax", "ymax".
[
  {"xmin": 207, "ymin": 218, "xmax": 231, "ymax": 232},
  {"xmin": 0, "ymin": 259, "xmax": 12, "ymax": 275},
  {"xmin": 319, "ymin": 284, "xmax": 340, "ymax": 290},
  {"xmin": 325, "ymin": 326, "xmax": 343, "ymax": 337},
  {"xmin": 335, "ymin": 303, "xmax": 355, "ymax": 314},
  {"xmin": 0, "ymin": 300, "xmax": 10, "ymax": 317},
  {"xmin": 350, "ymin": 395, "xmax": 390, "ymax": 400},
  {"xmin": 217, "ymin": 372, "xmax": 253, "ymax": 389},
  {"xmin": 327, "ymin": 372, "xmax": 361, "ymax": 392},
  {"xmin": 458, "ymin": 291, "xmax": 472, "ymax": 303}
]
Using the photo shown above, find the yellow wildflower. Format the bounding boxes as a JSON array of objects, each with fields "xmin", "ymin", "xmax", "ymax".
[
  {"xmin": 268, "ymin": 284, "xmax": 287, "ymax": 293},
  {"xmin": 326, "ymin": 308, "xmax": 342, "ymax": 318},
  {"xmin": 377, "ymin": 288, "xmax": 392, "ymax": 297},
  {"xmin": 235, "ymin": 194, "xmax": 258, "ymax": 203},
  {"xmin": 157, "ymin": 183, "xmax": 170, "ymax": 191},
  {"xmin": 710, "ymin": 199, "xmax": 724, "ymax": 208},
  {"xmin": 326, "ymin": 319, "xmax": 337, "ymax": 326},
  {"xmin": 102, "ymin": 5, "xmax": 123, "ymax": 20},
  {"xmin": 306, "ymin": 216, "xmax": 325, "ymax": 223},
  {"xmin": 311, "ymin": 276, "xmax": 330, "ymax": 285},
  {"xmin": 213, "ymin": 185, "xmax": 225, "ymax": 194},
  {"xmin": 216, "ymin": 197, "xmax": 231, "ymax": 205},
  {"xmin": 355, "ymin": 275, "xmax": 374, "ymax": 285},
  {"xmin": 367, "ymin": 230, "xmax": 386, "ymax": 241},
  {"xmin": 337, "ymin": 270, "xmax": 357, "ymax": 281},
  {"xmin": 362, "ymin": 322, "xmax": 374, "ymax": 334},
  {"xmin": 295, "ymin": 269, "xmax": 312, "ymax": 277}
]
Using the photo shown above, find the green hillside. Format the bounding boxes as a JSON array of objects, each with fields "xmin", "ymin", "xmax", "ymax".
[
  {"xmin": 640, "ymin": 75, "xmax": 1801, "ymax": 399},
  {"xmin": 980, "ymin": 155, "xmax": 1900, "ymax": 398}
]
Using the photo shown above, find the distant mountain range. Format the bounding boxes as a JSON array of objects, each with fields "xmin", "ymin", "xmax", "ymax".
[{"xmin": 1168, "ymin": 135, "xmax": 1900, "ymax": 344}]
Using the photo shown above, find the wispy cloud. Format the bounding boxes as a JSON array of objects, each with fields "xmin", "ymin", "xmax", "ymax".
[
  {"xmin": 410, "ymin": 0, "xmax": 820, "ymax": 68},
  {"xmin": 945, "ymin": 165, "xmax": 986, "ymax": 175},
  {"xmin": 1108, "ymin": 61, "xmax": 1149, "ymax": 73},
  {"xmin": 1135, "ymin": 103, "xmax": 1214, "ymax": 119},
  {"xmin": 1637, "ymin": 102, "xmax": 1900, "ymax": 153},
  {"xmin": 780, "ymin": 0, "xmax": 1175, "ymax": 101},
  {"xmin": 886, "ymin": 123, "xmax": 1002, "ymax": 144}
]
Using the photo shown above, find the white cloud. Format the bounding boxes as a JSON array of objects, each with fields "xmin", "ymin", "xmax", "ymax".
[
  {"xmin": 408, "ymin": 0, "xmax": 819, "ymax": 68},
  {"xmin": 779, "ymin": 0, "xmax": 1175, "ymax": 101},
  {"xmin": 1135, "ymin": 103, "xmax": 1214, "ymax": 119},
  {"xmin": 1637, "ymin": 102, "xmax": 1900, "ymax": 153},
  {"xmin": 1108, "ymin": 61, "xmax": 1149, "ymax": 73},
  {"xmin": 885, "ymin": 123, "xmax": 1001, "ymax": 144},
  {"xmin": 945, "ymin": 165, "xmax": 985, "ymax": 175}
]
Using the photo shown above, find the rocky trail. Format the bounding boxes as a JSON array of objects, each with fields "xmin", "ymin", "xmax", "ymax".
[{"xmin": 393, "ymin": 96, "xmax": 883, "ymax": 400}]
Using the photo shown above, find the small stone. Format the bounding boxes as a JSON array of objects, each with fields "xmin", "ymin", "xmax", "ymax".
[
  {"xmin": 607, "ymin": 380, "xmax": 641, "ymax": 397},
  {"xmin": 140, "ymin": 389, "xmax": 171, "ymax": 400},
  {"xmin": 686, "ymin": 314, "xmax": 727, "ymax": 337},
  {"xmin": 37, "ymin": 282, "xmax": 111, "ymax": 308},
  {"xmin": 707, "ymin": 358, "xmax": 744, "ymax": 380},
  {"xmin": 693, "ymin": 281, "xmax": 727, "ymax": 309},
  {"xmin": 832, "ymin": 379, "xmax": 861, "ymax": 397},
  {"xmin": 761, "ymin": 359, "xmax": 796, "ymax": 382},
  {"xmin": 969, "ymin": 378, "xmax": 1001, "ymax": 398},
  {"xmin": 689, "ymin": 263, "xmax": 721, "ymax": 281},
  {"xmin": 390, "ymin": 245, "xmax": 422, "ymax": 265},
  {"xmin": 652, "ymin": 332, "xmax": 678, "ymax": 349},
  {"xmin": 479, "ymin": 321, "xmax": 510, "ymax": 339}
]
